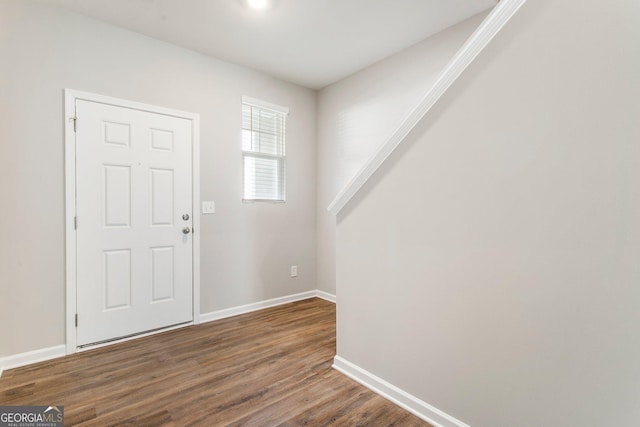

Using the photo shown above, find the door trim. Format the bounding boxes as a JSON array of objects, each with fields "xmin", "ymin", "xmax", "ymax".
[{"xmin": 64, "ymin": 89, "xmax": 201, "ymax": 355}]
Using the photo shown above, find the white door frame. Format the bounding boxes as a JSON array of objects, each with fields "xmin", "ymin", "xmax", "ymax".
[{"xmin": 64, "ymin": 89, "xmax": 201, "ymax": 354}]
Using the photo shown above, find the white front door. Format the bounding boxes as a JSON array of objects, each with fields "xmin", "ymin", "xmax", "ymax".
[{"xmin": 75, "ymin": 99, "xmax": 193, "ymax": 347}]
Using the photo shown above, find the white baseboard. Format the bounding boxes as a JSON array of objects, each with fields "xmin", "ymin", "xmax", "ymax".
[
  {"xmin": 200, "ymin": 289, "xmax": 335, "ymax": 324},
  {"xmin": 332, "ymin": 355, "xmax": 469, "ymax": 427},
  {"xmin": 0, "ymin": 290, "xmax": 337, "ymax": 377},
  {"xmin": 0, "ymin": 345, "xmax": 66, "ymax": 377},
  {"xmin": 315, "ymin": 290, "xmax": 336, "ymax": 303}
]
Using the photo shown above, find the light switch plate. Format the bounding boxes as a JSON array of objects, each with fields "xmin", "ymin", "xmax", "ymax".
[{"xmin": 202, "ymin": 201, "xmax": 216, "ymax": 214}]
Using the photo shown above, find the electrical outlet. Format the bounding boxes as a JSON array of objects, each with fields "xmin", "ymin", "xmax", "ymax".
[{"xmin": 290, "ymin": 265, "xmax": 298, "ymax": 278}]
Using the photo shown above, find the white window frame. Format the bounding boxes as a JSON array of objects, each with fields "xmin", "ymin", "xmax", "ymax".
[{"xmin": 241, "ymin": 96, "xmax": 289, "ymax": 203}]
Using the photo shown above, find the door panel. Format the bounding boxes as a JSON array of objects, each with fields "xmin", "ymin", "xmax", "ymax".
[
  {"xmin": 103, "ymin": 164, "xmax": 132, "ymax": 227},
  {"xmin": 103, "ymin": 249, "xmax": 131, "ymax": 310},
  {"xmin": 150, "ymin": 168, "xmax": 174, "ymax": 225},
  {"xmin": 76, "ymin": 100, "xmax": 193, "ymax": 346}
]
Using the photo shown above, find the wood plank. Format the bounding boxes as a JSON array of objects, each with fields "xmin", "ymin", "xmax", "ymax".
[{"xmin": 0, "ymin": 298, "xmax": 430, "ymax": 426}]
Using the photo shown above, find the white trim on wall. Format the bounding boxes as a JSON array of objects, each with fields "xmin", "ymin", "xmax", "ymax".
[
  {"xmin": 327, "ymin": 0, "xmax": 527, "ymax": 215},
  {"xmin": 333, "ymin": 356, "xmax": 470, "ymax": 427},
  {"xmin": 316, "ymin": 290, "xmax": 337, "ymax": 303},
  {"xmin": 241, "ymin": 96, "xmax": 290, "ymax": 115},
  {"xmin": 199, "ymin": 290, "xmax": 335, "ymax": 323},
  {"xmin": 63, "ymin": 89, "xmax": 201, "ymax": 354},
  {"xmin": 0, "ymin": 345, "xmax": 66, "ymax": 377},
  {"xmin": 191, "ymin": 115, "xmax": 202, "ymax": 325},
  {"xmin": 64, "ymin": 90, "xmax": 78, "ymax": 356},
  {"xmin": 0, "ymin": 290, "xmax": 336, "ymax": 376}
]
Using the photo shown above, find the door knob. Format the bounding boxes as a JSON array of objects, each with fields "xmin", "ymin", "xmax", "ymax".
[{"xmin": 182, "ymin": 227, "xmax": 191, "ymax": 234}]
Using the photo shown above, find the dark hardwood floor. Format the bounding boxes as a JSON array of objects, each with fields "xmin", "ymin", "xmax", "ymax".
[{"xmin": 0, "ymin": 298, "xmax": 429, "ymax": 426}]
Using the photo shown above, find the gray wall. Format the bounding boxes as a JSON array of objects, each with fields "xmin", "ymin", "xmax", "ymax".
[
  {"xmin": 316, "ymin": 13, "xmax": 488, "ymax": 295},
  {"xmin": 336, "ymin": 0, "xmax": 640, "ymax": 425},
  {"xmin": 0, "ymin": 0, "xmax": 317, "ymax": 358}
]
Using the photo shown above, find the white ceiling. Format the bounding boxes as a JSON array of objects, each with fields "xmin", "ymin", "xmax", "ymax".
[{"xmin": 38, "ymin": 0, "xmax": 495, "ymax": 89}]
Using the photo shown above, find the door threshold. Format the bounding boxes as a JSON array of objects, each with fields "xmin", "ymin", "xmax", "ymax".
[{"xmin": 76, "ymin": 321, "xmax": 192, "ymax": 352}]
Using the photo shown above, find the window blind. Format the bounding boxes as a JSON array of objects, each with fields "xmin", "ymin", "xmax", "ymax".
[{"xmin": 242, "ymin": 97, "xmax": 288, "ymax": 202}]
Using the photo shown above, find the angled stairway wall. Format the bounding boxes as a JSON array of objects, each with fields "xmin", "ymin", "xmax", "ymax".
[
  {"xmin": 333, "ymin": 0, "xmax": 640, "ymax": 425},
  {"xmin": 317, "ymin": 10, "xmax": 493, "ymax": 296}
]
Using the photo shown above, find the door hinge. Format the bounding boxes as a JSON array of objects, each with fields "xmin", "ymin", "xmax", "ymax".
[
  {"xmin": 75, "ymin": 314, "xmax": 78, "ymax": 327},
  {"xmin": 72, "ymin": 116, "xmax": 78, "ymax": 132},
  {"xmin": 74, "ymin": 216, "xmax": 77, "ymax": 230}
]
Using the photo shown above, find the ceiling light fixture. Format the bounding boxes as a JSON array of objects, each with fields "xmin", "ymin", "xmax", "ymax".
[{"xmin": 247, "ymin": 0, "xmax": 269, "ymax": 10}]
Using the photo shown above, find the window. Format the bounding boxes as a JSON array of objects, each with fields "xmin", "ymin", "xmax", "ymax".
[{"xmin": 242, "ymin": 96, "xmax": 288, "ymax": 202}]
